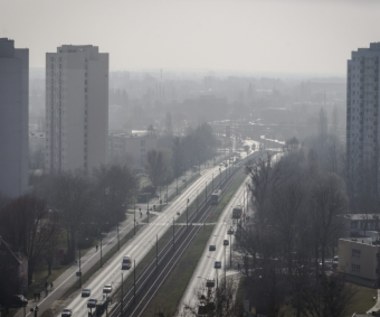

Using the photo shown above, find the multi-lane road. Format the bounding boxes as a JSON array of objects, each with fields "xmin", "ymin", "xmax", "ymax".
[
  {"xmin": 53, "ymin": 160, "xmax": 233, "ymax": 317},
  {"xmin": 177, "ymin": 177, "xmax": 249, "ymax": 316}
]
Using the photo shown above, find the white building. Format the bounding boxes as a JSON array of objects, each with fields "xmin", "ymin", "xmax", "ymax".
[
  {"xmin": 0, "ymin": 38, "xmax": 29, "ymax": 198},
  {"xmin": 45, "ymin": 45, "xmax": 108, "ymax": 173},
  {"xmin": 108, "ymin": 130, "xmax": 158, "ymax": 170},
  {"xmin": 347, "ymin": 43, "xmax": 380, "ymax": 208}
]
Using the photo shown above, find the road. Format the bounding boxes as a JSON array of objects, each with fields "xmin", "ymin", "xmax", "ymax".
[
  {"xmin": 177, "ymin": 177, "xmax": 249, "ymax": 316},
  {"xmin": 52, "ymin": 162, "xmax": 231, "ymax": 317}
]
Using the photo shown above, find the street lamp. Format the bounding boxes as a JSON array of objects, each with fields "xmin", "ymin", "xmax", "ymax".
[
  {"xmin": 120, "ymin": 272, "xmax": 124, "ymax": 316},
  {"xmin": 100, "ymin": 236, "xmax": 103, "ymax": 268},
  {"xmin": 227, "ymin": 230, "xmax": 233, "ymax": 269},
  {"xmin": 186, "ymin": 198, "xmax": 189, "ymax": 228},
  {"xmin": 156, "ymin": 234, "xmax": 159, "ymax": 268},
  {"xmin": 223, "ymin": 239, "xmax": 229, "ymax": 290},
  {"xmin": 205, "ymin": 181, "xmax": 208, "ymax": 202},
  {"xmin": 116, "ymin": 223, "xmax": 120, "ymax": 251},
  {"xmin": 133, "ymin": 201, "xmax": 136, "ymax": 236},
  {"xmin": 76, "ymin": 238, "xmax": 82, "ymax": 288}
]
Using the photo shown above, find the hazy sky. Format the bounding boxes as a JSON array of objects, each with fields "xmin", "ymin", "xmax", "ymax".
[{"xmin": 1, "ymin": 0, "xmax": 380, "ymax": 75}]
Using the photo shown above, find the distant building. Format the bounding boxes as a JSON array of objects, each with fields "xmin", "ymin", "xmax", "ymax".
[
  {"xmin": 339, "ymin": 213, "xmax": 380, "ymax": 237},
  {"xmin": 108, "ymin": 130, "xmax": 158, "ymax": 170},
  {"xmin": 347, "ymin": 43, "xmax": 380, "ymax": 210},
  {"xmin": 338, "ymin": 237, "xmax": 380, "ymax": 286},
  {"xmin": 0, "ymin": 38, "xmax": 29, "ymax": 198},
  {"xmin": 45, "ymin": 45, "xmax": 108, "ymax": 173}
]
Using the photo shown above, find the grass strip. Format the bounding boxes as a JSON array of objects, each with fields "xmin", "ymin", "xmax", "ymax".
[{"xmin": 140, "ymin": 169, "xmax": 247, "ymax": 316}]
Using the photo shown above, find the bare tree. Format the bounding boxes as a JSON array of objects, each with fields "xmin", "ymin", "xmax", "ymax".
[{"xmin": 0, "ymin": 195, "xmax": 56, "ymax": 284}]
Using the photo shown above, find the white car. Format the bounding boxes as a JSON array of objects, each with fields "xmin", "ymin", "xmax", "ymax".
[
  {"xmin": 61, "ymin": 309, "xmax": 72, "ymax": 317},
  {"xmin": 103, "ymin": 284, "xmax": 112, "ymax": 294}
]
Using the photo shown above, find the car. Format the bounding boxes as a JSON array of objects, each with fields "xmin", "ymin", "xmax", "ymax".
[
  {"xmin": 227, "ymin": 227, "xmax": 234, "ymax": 235},
  {"xmin": 61, "ymin": 309, "xmax": 72, "ymax": 317},
  {"xmin": 103, "ymin": 284, "xmax": 112, "ymax": 294},
  {"xmin": 209, "ymin": 245, "xmax": 216, "ymax": 251},
  {"xmin": 223, "ymin": 239, "xmax": 229, "ymax": 246},
  {"xmin": 87, "ymin": 298, "xmax": 97, "ymax": 309},
  {"xmin": 214, "ymin": 261, "xmax": 222, "ymax": 269},
  {"xmin": 122, "ymin": 255, "xmax": 132, "ymax": 270},
  {"xmin": 81, "ymin": 288, "xmax": 91, "ymax": 297},
  {"xmin": 9, "ymin": 294, "xmax": 28, "ymax": 308}
]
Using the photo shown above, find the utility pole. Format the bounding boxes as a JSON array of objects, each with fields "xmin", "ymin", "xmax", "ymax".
[
  {"xmin": 186, "ymin": 198, "xmax": 189, "ymax": 228},
  {"xmin": 121, "ymin": 272, "xmax": 124, "ymax": 316},
  {"xmin": 205, "ymin": 181, "xmax": 208, "ymax": 202},
  {"xmin": 100, "ymin": 237, "xmax": 103, "ymax": 268},
  {"xmin": 133, "ymin": 202, "xmax": 136, "ymax": 236},
  {"xmin": 117, "ymin": 223, "xmax": 120, "ymax": 250},
  {"xmin": 133, "ymin": 260, "xmax": 136, "ymax": 300},
  {"xmin": 78, "ymin": 241, "xmax": 82, "ymax": 288},
  {"xmin": 172, "ymin": 217, "xmax": 175, "ymax": 250},
  {"xmin": 156, "ymin": 234, "xmax": 159, "ymax": 268}
]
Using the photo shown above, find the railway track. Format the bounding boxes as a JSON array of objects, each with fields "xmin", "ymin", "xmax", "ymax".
[{"xmin": 108, "ymin": 164, "xmax": 240, "ymax": 317}]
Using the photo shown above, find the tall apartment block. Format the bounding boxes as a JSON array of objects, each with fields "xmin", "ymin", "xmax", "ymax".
[
  {"xmin": 0, "ymin": 38, "xmax": 29, "ymax": 198},
  {"xmin": 347, "ymin": 43, "xmax": 380, "ymax": 210},
  {"xmin": 46, "ymin": 45, "xmax": 108, "ymax": 173}
]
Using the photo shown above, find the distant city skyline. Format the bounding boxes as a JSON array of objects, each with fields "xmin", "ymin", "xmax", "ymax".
[{"xmin": 1, "ymin": 0, "xmax": 380, "ymax": 75}]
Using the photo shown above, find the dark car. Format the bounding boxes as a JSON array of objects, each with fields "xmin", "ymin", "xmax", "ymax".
[
  {"xmin": 227, "ymin": 227, "xmax": 234, "ymax": 235},
  {"xmin": 214, "ymin": 261, "xmax": 222, "ymax": 269},
  {"xmin": 223, "ymin": 239, "xmax": 229, "ymax": 246},
  {"xmin": 9, "ymin": 294, "xmax": 28, "ymax": 308},
  {"xmin": 81, "ymin": 288, "xmax": 91, "ymax": 297},
  {"xmin": 121, "ymin": 255, "xmax": 132, "ymax": 270},
  {"xmin": 87, "ymin": 298, "xmax": 97, "ymax": 309},
  {"xmin": 209, "ymin": 245, "xmax": 216, "ymax": 251}
]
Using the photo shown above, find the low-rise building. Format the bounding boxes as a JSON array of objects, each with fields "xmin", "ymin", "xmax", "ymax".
[
  {"xmin": 339, "ymin": 213, "xmax": 380, "ymax": 237},
  {"xmin": 338, "ymin": 237, "xmax": 380, "ymax": 286},
  {"xmin": 108, "ymin": 130, "xmax": 158, "ymax": 170}
]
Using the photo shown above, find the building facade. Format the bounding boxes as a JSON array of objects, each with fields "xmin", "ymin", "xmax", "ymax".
[
  {"xmin": 0, "ymin": 38, "xmax": 29, "ymax": 198},
  {"xmin": 338, "ymin": 237, "xmax": 380, "ymax": 286},
  {"xmin": 45, "ymin": 45, "xmax": 108, "ymax": 173},
  {"xmin": 347, "ymin": 43, "xmax": 380, "ymax": 209},
  {"xmin": 108, "ymin": 130, "xmax": 158, "ymax": 170}
]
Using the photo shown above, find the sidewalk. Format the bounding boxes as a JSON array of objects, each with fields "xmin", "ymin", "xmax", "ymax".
[
  {"xmin": 16, "ymin": 157, "xmax": 223, "ymax": 317},
  {"xmin": 367, "ymin": 289, "xmax": 380, "ymax": 314}
]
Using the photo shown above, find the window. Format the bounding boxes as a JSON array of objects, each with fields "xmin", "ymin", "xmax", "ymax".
[
  {"xmin": 352, "ymin": 249, "xmax": 361, "ymax": 258},
  {"xmin": 351, "ymin": 264, "xmax": 361, "ymax": 273}
]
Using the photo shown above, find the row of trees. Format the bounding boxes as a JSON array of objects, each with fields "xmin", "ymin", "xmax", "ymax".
[
  {"xmin": 0, "ymin": 123, "xmax": 218, "ymax": 304},
  {"xmin": 145, "ymin": 123, "xmax": 219, "ymax": 191},
  {"xmin": 236, "ymin": 137, "xmax": 352, "ymax": 317},
  {"xmin": 0, "ymin": 164, "xmax": 137, "ymax": 292}
]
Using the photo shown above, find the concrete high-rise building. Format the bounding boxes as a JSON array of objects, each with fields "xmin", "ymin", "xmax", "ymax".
[
  {"xmin": 46, "ymin": 45, "xmax": 108, "ymax": 173},
  {"xmin": 0, "ymin": 38, "xmax": 29, "ymax": 198},
  {"xmin": 347, "ymin": 43, "xmax": 380, "ymax": 210}
]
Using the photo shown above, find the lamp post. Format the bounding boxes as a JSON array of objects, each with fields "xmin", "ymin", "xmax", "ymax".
[
  {"xmin": 172, "ymin": 217, "xmax": 175, "ymax": 250},
  {"xmin": 228, "ymin": 231, "xmax": 233, "ymax": 269},
  {"xmin": 116, "ymin": 223, "xmax": 120, "ymax": 251},
  {"xmin": 133, "ymin": 260, "xmax": 136, "ymax": 300},
  {"xmin": 133, "ymin": 201, "xmax": 136, "ymax": 236},
  {"xmin": 76, "ymin": 237, "xmax": 82, "ymax": 288},
  {"xmin": 120, "ymin": 272, "xmax": 124, "ymax": 316},
  {"xmin": 186, "ymin": 198, "xmax": 189, "ymax": 228},
  {"xmin": 205, "ymin": 181, "xmax": 208, "ymax": 202},
  {"xmin": 156, "ymin": 234, "xmax": 159, "ymax": 268},
  {"xmin": 100, "ymin": 236, "xmax": 103, "ymax": 268}
]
